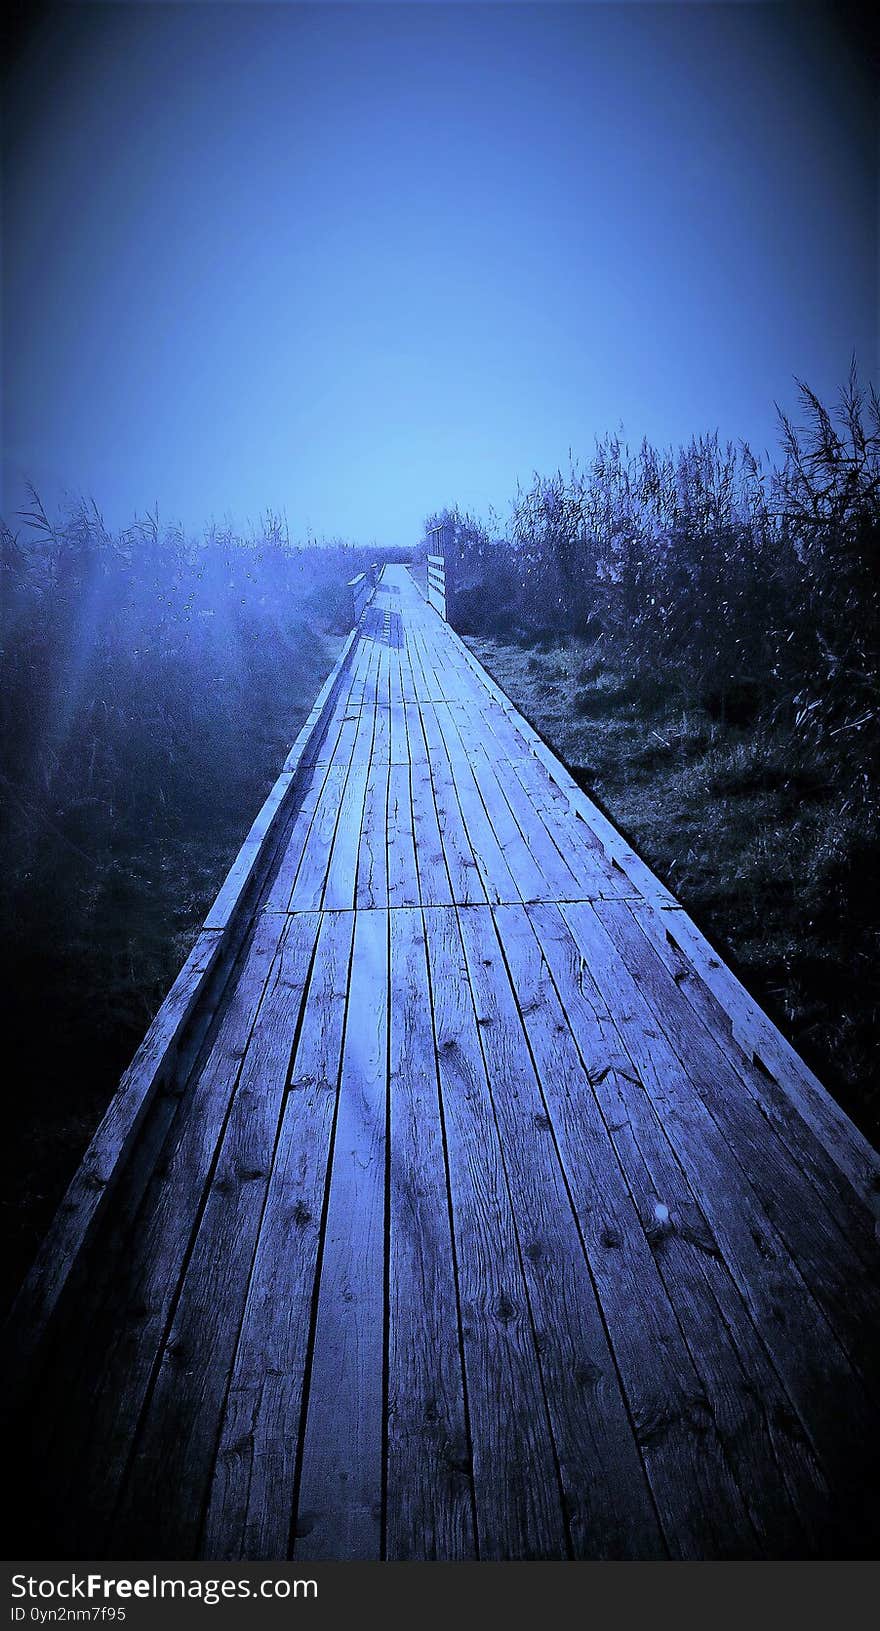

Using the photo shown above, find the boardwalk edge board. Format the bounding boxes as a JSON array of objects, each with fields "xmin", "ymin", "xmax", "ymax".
[
  {"xmin": 439, "ymin": 603, "xmax": 880, "ymax": 1217},
  {"xmin": 4, "ymin": 624, "xmax": 362, "ymax": 1380}
]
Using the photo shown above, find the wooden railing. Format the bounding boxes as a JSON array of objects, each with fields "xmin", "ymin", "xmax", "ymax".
[
  {"xmin": 426, "ymin": 553, "xmax": 447, "ymax": 620},
  {"xmin": 349, "ymin": 570, "xmax": 375, "ymax": 626}
]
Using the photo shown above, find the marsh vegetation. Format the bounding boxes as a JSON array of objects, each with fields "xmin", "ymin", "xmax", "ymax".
[{"xmin": 422, "ymin": 373, "xmax": 878, "ymax": 1144}]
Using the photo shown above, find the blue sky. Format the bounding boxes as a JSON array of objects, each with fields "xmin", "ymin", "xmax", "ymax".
[{"xmin": 2, "ymin": 2, "xmax": 876, "ymax": 547}]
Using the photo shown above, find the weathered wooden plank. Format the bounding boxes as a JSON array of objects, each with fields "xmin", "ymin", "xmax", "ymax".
[
  {"xmin": 41, "ymin": 910, "xmax": 290, "ymax": 1556},
  {"xmin": 591, "ymin": 897, "xmax": 880, "ymax": 1390},
  {"xmin": 526, "ymin": 900, "xmax": 835, "ymax": 1555},
  {"xmin": 262, "ymin": 764, "xmax": 328, "ymax": 914},
  {"xmin": 470, "ymin": 692, "xmax": 539, "ymax": 764},
  {"xmin": 556, "ymin": 898, "xmax": 880, "ymax": 1547},
  {"xmin": 306, "ymin": 692, "xmax": 360, "ymax": 766},
  {"xmin": 422, "ymin": 905, "xmax": 568, "ymax": 1559},
  {"xmin": 322, "ymin": 647, "xmax": 380, "ymax": 911},
  {"xmin": 357, "ymin": 760, "xmax": 390, "ymax": 909},
  {"xmin": 463, "ymin": 902, "xmax": 753, "ymax": 1558},
  {"xmin": 411, "ymin": 758, "xmax": 454, "ymax": 907},
  {"xmin": 334, "ymin": 624, "xmax": 372, "ymax": 714},
  {"xmin": 389, "ymin": 639, "xmax": 409, "ymax": 766},
  {"xmin": 440, "ymin": 708, "xmax": 558, "ymax": 902},
  {"xmin": 446, "ymin": 685, "xmax": 631, "ymax": 901},
  {"xmin": 403, "ymin": 701, "xmax": 429, "ymax": 768},
  {"xmin": 289, "ymin": 729, "xmax": 360, "ymax": 910},
  {"xmin": 624, "ymin": 897, "xmax": 880, "ymax": 1268},
  {"xmin": 410, "ymin": 625, "xmax": 447, "ymax": 702},
  {"xmin": 384, "ymin": 631, "xmax": 422, "ymax": 910},
  {"xmin": 281, "ymin": 625, "xmax": 359, "ymax": 774},
  {"xmin": 294, "ymin": 909, "xmax": 388, "ymax": 1560},
  {"xmin": 413, "ymin": 596, "xmax": 607, "ymax": 902},
  {"xmin": 397, "ymin": 619, "xmax": 417, "ymax": 704},
  {"xmin": 304, "ymin": 646, "xmax": 367, "ymax": 760},
  {"xmin": 292, "ymin": 626, "xmax": 364, "ymax": 770},
  {"xmin": 495, "ymin": 739, "xmax": 629, "ymax": 899},
  {"xmin": 387, "ymin": 761, "xmax": 420, "ymax": 908},
  {"xmin": 202, "ymin": 909, "xmax": 355, "ymax": 1560},
  {"xmin": 110, "ymin": 912, "xmax": 322, "ymax": 1558},
  {"xmin": 402, "ymin": 620, "xmax": 432, "ymax": 701},
  {"xmin": 509, "ymin": 754, "xmax": 621, "ymax": 883},
  {"xmin": 371, "ymin": 636, "xmax": 391, "ymax": 764},
  {"xmin": 273, "ymin": 662, "xmax": 367, "ymax": 910},
  {"xmin": 428, "ymin": 703, "xmax": 521, "ymax": 904},
  {"xmin": 465, "ymin": 742, "xmax": 586, "ymax": 901},
  {"xmin": 348, "ymin": 626, "xmax": 389, "ymax": 906},
  {"xmin": 627, "ymin": 896, "xmax": 880, "ymax": 1218},
  {"xmin": 445, "ymin": 621, "xmax": 671, "ymax": 894},
  {"xmin": 411, "ymin": 702, "xmax": 486, "ymax": 906},
  {"xmin": 397, "ymin": 696, "xmax": 453, "ymax": 908},
  {"xmin": 387, "ymin": 908, "xmax": 475, "ymax": 1559},
  {"xmin": 508, "ymin": 906, "xmax": 831, "ymax": 1552}
]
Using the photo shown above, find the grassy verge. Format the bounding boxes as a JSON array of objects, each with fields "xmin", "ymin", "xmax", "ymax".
[
  {"xmin": 464, "ymin": 632, "xmax": 878, "ymax": 1148},
  {"xmin": 1, "ymin": 634, "xmax": 343, "ymax": 1313}
]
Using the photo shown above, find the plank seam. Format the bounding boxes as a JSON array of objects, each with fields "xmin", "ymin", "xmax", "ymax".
[
  {"xmin": 193, "ymin": 915, "xmax": 328, "ymax": 1558},
  {"xmin": 4, "ymin": 623, "xmax": 362, "ymax": 1387},
  {"xmin": 449, "ymin": 903, "xmax": 574, "ymax": 1558},
  {"xmin": 287, "ymin": 911, "xmax": 361, "ymax": 1560},
  {"xmin": 480, "ymin": 904, "xmax": 673, "ymax": 1556},
  {"xmin": 107, "ymin": 914, "xmax": 308, "ymax": 1553},
  {"xmin": 522, "ymin": 901, "xmax": 820, "ymax": 1544},
  {"xmin": 419, "ymin": 904, "xmax": 481, "ymax": 1559}
]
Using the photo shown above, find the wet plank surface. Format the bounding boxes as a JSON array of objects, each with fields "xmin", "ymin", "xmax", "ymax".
[{"xmin": 6, "ymin": 565, "xmax": 880, "ymax": 1560}]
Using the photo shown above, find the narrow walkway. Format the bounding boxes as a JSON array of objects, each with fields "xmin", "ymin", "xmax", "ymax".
[{"xmin": 7, "ymin": 566, "xmax": 880, "ymax": 1560}]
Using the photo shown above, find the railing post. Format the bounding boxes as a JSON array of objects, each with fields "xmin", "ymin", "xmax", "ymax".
[
  {"xmin": 426, "ymin": 554, "xmax": 446, "ymax": 620},
  {"xmin": 426, "ymin": 523, "xmax": 448, "ymax": 621},
  {"xmin": 348, "ymin": 572, "xmax": 373, "ymax": 627}
]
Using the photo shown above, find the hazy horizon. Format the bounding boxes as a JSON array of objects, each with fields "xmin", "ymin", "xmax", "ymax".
[{"xmin": 3, "ymin": 1, "xmax": 877, "ymax": 548}]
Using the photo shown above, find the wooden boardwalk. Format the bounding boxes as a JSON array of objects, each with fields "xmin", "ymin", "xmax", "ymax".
[{"xmin": 5, "ymin": 564, "xmax": 880, "ymax": 1561}]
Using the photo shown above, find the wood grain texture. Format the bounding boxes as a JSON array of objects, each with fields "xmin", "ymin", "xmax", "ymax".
[
  {"xmin": 386, "ymin": 908, "xmax": 475, "ymax": 1559},
  {"xmin": 519, "ymin": 902, "xmax": 830, "ymax": 1555},
  {"xmin": 110, "ymin": 912, "xmax": 322, "ymax": 1559},
  {"xmin": 293, "ymin": 908, "xmax": 389, "ymax": 1560},
  {"xmin": 202, "ymin": 908, "xmax": 355, "ymax": 1560},
  {"xmin": 557, "ymin": 898, "xmax": 880, "ymax": 1550},
  {"xmin": 592, "ymin": 897, "xmax": 880, "ymax": 1391},
  {"xmin": 458, "ymin": 901, "xmax": 669, "ymax": 1558},
  {"xmin": 423, "ymin": 905, "xmax": 569, "ymax": 1560},
  {"xmin": 625, "ymin": 896, "xmax": 880, "ymax": 1221},
  {"xmin": 39, "ymin": 910, "xmax": 290, "ymax": 1556},
  {"xmin": 6, "ymin": 562, "xmax": 879, "ymax": 1564}
]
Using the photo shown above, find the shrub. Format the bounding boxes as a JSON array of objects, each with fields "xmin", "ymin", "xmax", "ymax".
[{"xmin": 424, "ymin": 368, "xmax": 879, "ymax": 810}]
